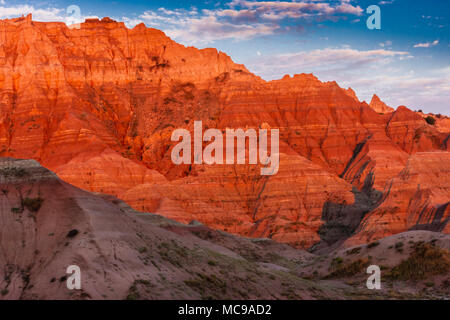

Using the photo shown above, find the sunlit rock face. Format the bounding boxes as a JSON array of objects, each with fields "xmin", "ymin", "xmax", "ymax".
[
  {"xmin": 0, "ymin": 15, "xmax": 448, "ymax": 249},
  {"xmin": 369, "ymin": 94, "xmax": 394, "ymax": 114}
]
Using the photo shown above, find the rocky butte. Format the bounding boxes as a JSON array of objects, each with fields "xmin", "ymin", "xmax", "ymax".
[{"xmin": 0, "ymin": 15, "xmax": 448, "ymax": 250}]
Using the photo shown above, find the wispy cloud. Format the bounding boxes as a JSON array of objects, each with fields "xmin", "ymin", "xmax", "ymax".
[
  {"xmin": 134, "ymin": 8, "xmax": 277, "ymax": 44},
  {"xmin": 124, "ymin": 0, "xmax": 364, "ymax": 44},
  {"xmin": 247, "ymin": 47, "xmax": 411, "ymax": 80},
  {"xmin": 226, "ymin": 0, "xmax": 364, "ymax": 19},
  {"xmin": 241, "ymin": 46, "xmax": 450, "ymax": 113},
  {"xmin": 0, "ymin": 3, "xmax": 100, "ymax": 25},
  {"xmin": 350, "ymin": 71, "xmax": 450, "ymax": 114},
  {"xmin": 413, "ymin": 40, "xmax": 439, "ymax": 48},
  {"xmin": 0, "ymin": 1, "xmax": 366, "ymax": 45},
  {"xmin": 379, "ymin": 40, "xmax": 393, "ymax": 47},
  {"xmin": 0, "ymin": 4, "xmax": 65, "ymax": 21}
]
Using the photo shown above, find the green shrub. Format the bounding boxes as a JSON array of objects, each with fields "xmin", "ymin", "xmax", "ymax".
[
  {"xmin": 22, "ymin": 197, "xmax": 44, "ymax": 212},
  {"xmin": 326, "ymin": 259, "xmax": 370, "ymax": 278},
  {"xmin": 125, "ymin": 279, "xmax": 152, "ymax": 300},
  {"xmin": 208, "ymin": 260, "xmax": 217, "ymax": 266},
  {"xmin": 395, "ymin": 241, "xmax": 404, "ymax": 252},
  {"xmin": 126, "ymin": 293, "xmax": 139, "ymax": 300},
  {"xmin": 184, "ymin": 273, "xmax": 227, "ymax": 298},
  {"xmin": 135, "ymin": 279, "xmax": 152, "ymax": 287},
  {"xmin": 346, "ymin": 247, "xmax": 362, "ymax": 255},
  {"xmin": 425, "ymin": 116, "xmax": 436, "ymax": 125},
  {"xmin": 138, "ymin": 247, "xmax": 148, "ymax": 254},
  {"xmin": 368, "ymin": 241, "xmax": 380, "ymax": 249},
  {"xmin": 387, "ymin": 243, "xmax": 450, "ymax": 280},
  {"xmin": 331, "ymin": 257, "xmax": 344, "ymax": 266}
]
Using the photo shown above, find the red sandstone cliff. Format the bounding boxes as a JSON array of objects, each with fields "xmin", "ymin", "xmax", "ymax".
[{"xmin": 0, "ymin": 15, "xmax": 448, "ymax": 249}]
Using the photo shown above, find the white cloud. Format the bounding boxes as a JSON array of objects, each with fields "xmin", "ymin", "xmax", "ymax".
[
  {"xmin": 136, "ymin": 8, "xmax": 279, "ymax": 44},
  {"xmin": 226, "ymin": 0, "xmax": 363, "ymax": 19},
  {"xmin": 0, "ymin": 5, "xmax": 65, "ymax": 21},
  {"xmin": 379, "ymin": 40, "xmax": 392, "ymax": 47},
  {"xmin": 248, "ymin": 47, "xmax": 410, "ymax": 80},
  {"xmin": 413, "ymin": 40, "xmax": 439, "ymax": 48},
  {"xmin": 243, "ymin": 47, "xmax": 450, "ymax": 114},
  {"xmin": 122, "ymin": 17, "xmax": 145, "ymax": 28},
  {"xmin": 0, "ymin": 4, "xmax": 101, "ymax": 26},
  {"xmin": 123, "ymin": 0, "xmax": 364, "ymax": 45},
  {"xmin": 352, "ymin": 72, "xmax": 450, "ymax": 114},
  {"xmin": 0, "ymin": 1, "xmax": 365, "ymax": 45}
]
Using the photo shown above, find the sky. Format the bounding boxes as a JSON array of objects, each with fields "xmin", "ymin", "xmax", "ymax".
[{"xmin": 0, "ymin": 0, "xmax": 449, "ymax": 114}]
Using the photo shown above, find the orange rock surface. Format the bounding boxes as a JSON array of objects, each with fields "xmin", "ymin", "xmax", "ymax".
[
  {"xmin": 346, "ymin": 152, "xmax": 450, "ymax": 246},
  {"xmin": 0, "ymin": 15, "xmax": 448, "ymax": 249},
  {"xmin": 369, "ymin": 94, "xmax": 394, "ymax": 114}
]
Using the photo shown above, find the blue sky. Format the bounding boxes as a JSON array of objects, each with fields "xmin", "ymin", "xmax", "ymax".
[{"xmin": 0, "ymin": 0, "xmax": 449, "ymax": 114}]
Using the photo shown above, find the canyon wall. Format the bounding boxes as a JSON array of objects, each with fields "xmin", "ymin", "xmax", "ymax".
[{"xmin": 0, "ymin": 15, "xmax": 448, "ymax": 249}]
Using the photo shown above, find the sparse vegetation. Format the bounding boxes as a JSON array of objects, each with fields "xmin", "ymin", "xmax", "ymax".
[
  {"xmin": 125, "ymin": 279, "xmax": 153, "ymax": 300},
  {"xmin": 326, "ymin": 259, "xmax": 370, "ymax": 278},
  {"xmin": 157, "ymin": 241, "xmax": 188, "ymax": 267},
  {"xmin": 22, "ymin": 197, "xmax": 44, "ymax": 212},
  {"xmin": 135, "ymin": 279, "xmax": 152, "ymax": 286},
  {"xmin": 367, "ymin": 241, "xmax": 380, "ymax": 249},
  {"xmin": 138, "ymin": 247, "xmax": 148, "ymax": 254},
  {"xmin": 395, "ymin": 241, "xmax": 404, "ymax": 253},
  {"xmin": 425, "ymin": 116, "xmax": 436, "ymax": 125},
  {"xmin": 0, "ymin": 167, "xmax": 29, "ymax": 178},
  {"xmin": 149, "ymin": 56, "xmax": 170, "ymax": 71},
  {"xmin": 66, "ymin": 229, "xmax": 79, "ymax": 238},
  {"xmin": 387, "ymin": 243, "xmax": 450, "ymax": 281},
  {"xmin": 207, "ymin": 260, "xmax": 217, "ymax": 266},
  {"xmin": 184, "ymin": 273, "xmax": 227, "ymax": 299},
  {"xmin": 346, "ymin": 247, "xmax": 361, "ymax": 255},
  {"xmin": 126, "ymin": 292, "xmax": 140, "ymax": 300},
  {"xmin": 331, "ymin": 257, "xmax": 344, "ymax": 267}
]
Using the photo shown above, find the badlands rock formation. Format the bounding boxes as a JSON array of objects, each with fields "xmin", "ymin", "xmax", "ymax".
[
  {"xmin": 0, "ymin": 158, "xmax": 448, "ymax": 299},
  {"xmin": 0, "ymin": 15, "xmax": 448, "ymax": 250},
  {"xmin": 0, "ymin": 157, "xmax": 320, "ymax": 299}
]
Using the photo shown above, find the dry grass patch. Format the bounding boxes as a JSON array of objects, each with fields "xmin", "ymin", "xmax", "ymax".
[{"xmin": 387, "ymin": 243, "xmax": 450, "ymax": 281}]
